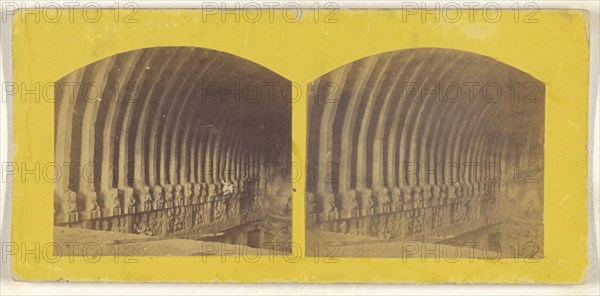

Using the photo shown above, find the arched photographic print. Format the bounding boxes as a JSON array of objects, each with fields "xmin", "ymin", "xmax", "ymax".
[
  {"xmin": 54, "ymin": 47, "xmax": 293, "ymax": 255},
  {"xmin": 305, "ymin": 48, "xmax": 544, "ymax": 259}
]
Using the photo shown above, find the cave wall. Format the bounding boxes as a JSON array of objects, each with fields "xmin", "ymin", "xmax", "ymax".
[
  {"xmin": 305, "ymin": 48, "xmax": 545, "ymax": 241},
  {"xmin": 54, "ymin": 47, "xmax": 292, "ymax": 239}
]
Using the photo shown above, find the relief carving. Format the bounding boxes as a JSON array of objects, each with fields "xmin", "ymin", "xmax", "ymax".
[
  {"xmin": 67, "ymin": 189, "xmax": 79, "ymax": 213},
  {"xmin": 121, "ymin": 187, "xmax": 136, "ymax": 209},
  {"xmin": 402, "ymin": 188, "xmax": 412, "ymax": 210},
  {"xmin": 152, "ymin": 185, "xmax": 164, "ymax": 209},
  {"xmin": 412, "ymin": 187, "xmax": 423, "ymax": 208},
  {"xmin": 174, "ymin": 184, "xmax": 184, "ymax": 204},
  {"xmin": 360, "ymin": 188, "xmax": 374, "ymax": 215},
  {"xmin": 164, "ymin": 184, "xmax": 174, "ymax": 206},
  {"xmin": 340, "ymin": 190, "xmax": 358, "ymax": 216},
  {"xmin": 375, "ymin": 186, "xmax": 390, "ymax": 212},
  {"xmin": 193, "ymin": 183, "xmax": 202, "ymax": 202},
  {"xmin": 391, "ymin": 187, "xmax": 402, "ymax": 211},
  {"xmin": 141, "ymin": 185, "xmax": 152, "ymax": 205},
  {"xmin": 82, "ymin": 190, "xmax": 99, "ymax": 211},
  {"xmin": 102, "ymin": 188, "xmax": 120, "ymax": 210},
  {"xmin": 183, "ymin": 183, "xmax": 193, "ymax": 203}
]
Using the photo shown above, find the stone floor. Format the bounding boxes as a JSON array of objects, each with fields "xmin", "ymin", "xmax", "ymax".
[
  {"xmin": 54, "ymin": 226, "xmax": 284, "ymax": 256},
  {"xmin": 306, "ymin": 229, "xmax": 502, "ymax": 259}
]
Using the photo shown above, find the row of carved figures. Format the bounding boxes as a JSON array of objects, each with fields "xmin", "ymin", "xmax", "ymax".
[
  {"xmin": 306, "ymin": 181, "xmax": 497, "ymax": 220},
  {"xmin": 314, "ymin": 199, "xmax": 487, "ymax": 239},
  {"xmin": 55, "ymin": 178, "xmax": 261, "ymax": 223},
  {"xmin": 82, "ymin": 196, "xmax": 268, "ymax": 237}
]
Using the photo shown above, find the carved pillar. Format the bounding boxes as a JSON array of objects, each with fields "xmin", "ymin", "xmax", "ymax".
[
  {"xmin": 55, "ymin": 69, "xmax": 84, "ymax": 217},
  {"xmin": 314, "ymin": 68, "xmax": 350, "ymax": 197},
  {"xmin": 337, "ymin": 56, "xmax": 380, "ymax": 193},
  {"xmin": 76, "ymin": 57, "xmax": 116, "ymax": 213},
  {"xmin": 98, "ymin": 52, "xmax": 143, "ymax": 211}
]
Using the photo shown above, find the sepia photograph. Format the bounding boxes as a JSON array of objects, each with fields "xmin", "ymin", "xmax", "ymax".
[
  {"xmin": 53, "ymin": 47, "xmax": 293, "ymax": 256},
  {"xmin": 305, "ymin": 48, "xmax": 545, "ymax": 259},
  {"xmin": 6, "ymin": 4, "xmax": 593, "ymax": 287}
]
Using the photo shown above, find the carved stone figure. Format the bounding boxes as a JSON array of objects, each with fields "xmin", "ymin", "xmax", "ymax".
[
  {"xmin": 183, "ymin": 183, "xmax": 193, "ymax": 202},
  {"xmin": 221, "ymin": 181, "xmax": 234, "ymax": 195},
  {"xmin": 412, "ymin": 187, "xmax": 423, "ymax": 208},
  {"xmin": 422, "ymin": 186, "xmax": 432, "ymax": 207},
  {"xmin": 402, "ymin": 187, "xmax": 412, "ymax": 209},
  {"xmin": 439, "ymin": 185, "xmax": 448, "ymax": 204},
  {"xmin": 172, "ymin": 207, "xmax": 186, "ymax": 232},
  {"xmin": 204, "ymin": 203, "xmax": 213, "ymax": 222},
  {"xmin": 66, "ymin": 189, "xmax": 78, "ymax": 213},
  {"xmin": 432, "ymin": 185, "xmax": 442, "ymax": 206},
  {"xmin": 325, "ymin": 193, "xmax": 337, "ymax": 212},
  {"xmin": 207, "ymin": 183, "xmax": 217, "ymax": 198},
  {"xmin": 432, "ymin": 207, "xmax": 443, "ymax": 228},
  {"xmin": 448, "ymin": 185, "xmax": 457, "ymax": 200},
  {"xmin": 410, "ymin": 209, "xmax": 426, "ymax": 234},
  {"xmin": 194, "ymin": 205, "xmax": 204, "ymax": 225},
  {"xmin": 122, "ymin": 187, "xmax": 136, "ymax": 208},
  {"xmin": 174, "ymin": 184, "xmax": 184, "ymax": 203},
  {"xmin": 152, "ymin": 185, "xmax": 164, "ymax": 208},
  {"xmin": 452, "ymin": 203, "xmax": 467, "ymax": 222},
  {"xmin": 455, "ymin": 183, "xmax": 464, "ymax": 199},
  {"xmin": 164, "ymin": 184, "xmax": 174, "ymax": 202},
  {"xmin": 215, "ymin": 182, "xmax": 224, "ymax": 196},
  {"xmin": 141, "ymin": 185, "xmax": 152, "ymax": 204},
  {"xmin": 467, "ymin": 182, "xmax": 474, "ymax": 197},
  {"xmin": 360, "ymin": 188, "xmax": 374, "ymax": 211},
  {"xmin": 199, "ymin": 183, "xmax": 209, "ymax": 202},
  {"xmin": 231, "ymin": 180, "xmax": 239, "ymax": 193},
  {"xmin": 306, "ymin": 192, "xmax": 316, "ymax": 214},
  {"xmin": 380, "ymin": 226, "xmax": 392, "ymax": 240},
  {"xmin": 391, "ymin": 187, "xmax": 402, "ymax": 211},
  {"xmin": 214, "ymin": 201, "xmax": 225, "ymax": 220},
  {"xmin": 77, "ymin": 189, "xmax": 99, "ymax": 211},
  {"xmin": 375, "ymin": 186, "xmax": 390, "ymax": 210},
  {"xmin": 105, "ymin": 188, "xmax": 120, "ymax": 209},
  {"xmin": 193, "ymin": 183, "xmax": 202, "ymax": 200},
  {"xmin": 341, "ymin": 189, "xmax": 357, "ymax": 214}
]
